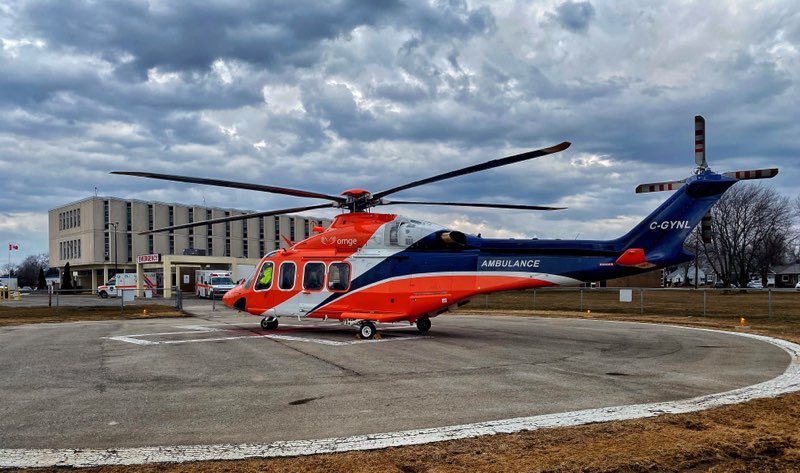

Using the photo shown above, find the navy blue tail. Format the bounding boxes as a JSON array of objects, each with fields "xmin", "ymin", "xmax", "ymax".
[{"xmin": 613, "ymin": 171, "xmax": 737, "ymax": 266}]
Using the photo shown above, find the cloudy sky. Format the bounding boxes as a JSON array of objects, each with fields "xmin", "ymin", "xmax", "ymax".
[{"xmin": 1, "ymin": 0, "xmax": 798, "ymax": 262}]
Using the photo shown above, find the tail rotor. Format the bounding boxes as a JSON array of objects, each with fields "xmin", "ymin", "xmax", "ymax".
[{"xmin": 633, "ymin": 115, "xmax": 779, "ymax": 244}]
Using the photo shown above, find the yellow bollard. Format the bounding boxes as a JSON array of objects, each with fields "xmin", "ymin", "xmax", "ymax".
[
  {"xmin": 142, "ymin": 309, "xmax": 149, "ymax": 317},
  {"xmin": 739, "ymin": 316, "xmax": 746, "ymax": 327}
]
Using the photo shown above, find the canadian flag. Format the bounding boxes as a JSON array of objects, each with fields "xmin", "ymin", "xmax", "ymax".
[{"xmin": 9, "ymin": 244, "xmax": 18, "ymax": 251}]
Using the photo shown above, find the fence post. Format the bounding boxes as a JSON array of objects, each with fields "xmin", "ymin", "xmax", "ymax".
[
  {"xmin": 768, "ymin": 288, "xmax": 772, "ymax": 320},
  {"xmin": 640, "ymin": 288, "xmax": 644, "ymax": 314},
  {"xmin": 175, "ymin": 287, "xmax": 183, "ymax": 310},
  {"xmin": 579, "ymin": 288, "xmax": 583, "ymax": 312},
  {"xmin": 703, "ymin": 289, "xmax": 707, "ymax": 317}
]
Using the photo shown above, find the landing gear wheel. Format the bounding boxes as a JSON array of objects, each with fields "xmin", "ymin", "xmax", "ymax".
[
  {"xmin": 415, "ymin": 316, "xmax": 431, "ymax": 333},
  {"xmin": 358, "ymin": 321, "xmax": 377, "ymax": 340},
  {"xmin": 260, "ymin": 317, "xmax": 279, "ymax": 330}
]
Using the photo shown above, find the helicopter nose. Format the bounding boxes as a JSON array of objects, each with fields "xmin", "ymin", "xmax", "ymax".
[
  {"xmin": 222, "ymin": 287, "xmax": 237, "ymax": 307},
  {"xmin": 222, "ymin": 285, "xmax": 247, "ymax": 311}
]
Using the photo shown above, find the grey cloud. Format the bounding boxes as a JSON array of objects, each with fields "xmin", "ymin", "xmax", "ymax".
[{"xmin": 551, "ymin": 1, "xmax": 596, "ymax": 33}]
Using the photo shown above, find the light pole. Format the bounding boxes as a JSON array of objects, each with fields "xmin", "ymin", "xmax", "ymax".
[{"xmin": 110, "ymin": 222, "xmax": 119, "ymax": 276}]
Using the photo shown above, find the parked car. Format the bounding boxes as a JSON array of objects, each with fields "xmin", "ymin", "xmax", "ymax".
[
  {"xmin": 20, "ymin": 286, "xmax": 32, "ymax": 294},
  {"xmin": 795, "ymin": 281, "xmax": 800, "ymax": 290},
  {"xmin": 714, "ymin": 281, "xmax": 739, "ymax": 288},
  {"xmin": 746, "ymin": 280, "xmax": 763, "ymax": 288}
]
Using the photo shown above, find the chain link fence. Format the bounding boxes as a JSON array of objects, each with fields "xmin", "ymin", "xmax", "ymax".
[{"xmin": 472, "ymin": 287, "xmax": 800, "ymax": 320}]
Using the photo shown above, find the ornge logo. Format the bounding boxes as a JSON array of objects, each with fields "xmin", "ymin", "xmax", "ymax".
[
  {"xmin": 320, "ymin": 235, "xmax": 358, "ymax": 246},
  {"xmin": 649, "ymin": 220, "xmax": 690, "ymax": 230}
]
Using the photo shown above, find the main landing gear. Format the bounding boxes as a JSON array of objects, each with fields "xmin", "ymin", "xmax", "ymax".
[
  {"xmin": 358, "ymin": 321, "xmax": 377, "ymax": 340},
  {"xmin": 260, "ymin": 316, "xmax": 278, "ymax": 330}
]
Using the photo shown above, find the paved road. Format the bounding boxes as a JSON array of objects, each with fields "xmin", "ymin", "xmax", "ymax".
[{"xmin": 0, "ymin": 307, "xmax": 789, "ymax": 449}]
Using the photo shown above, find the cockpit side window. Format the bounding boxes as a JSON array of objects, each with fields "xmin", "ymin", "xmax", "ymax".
[
  {"xmin": 303, "ymin": 262, "xmax": 325, "ymax": 291},
  {"xmin": 327, "ymin": 262, "xmax": 351, "ymax": 292},
  {"xmin": 254, "ymin": 261, "xmax": 274, "ymax": 291},
  {"xmin": 278, "ymin": 262, "xmax": 296, "ymax": 290}
]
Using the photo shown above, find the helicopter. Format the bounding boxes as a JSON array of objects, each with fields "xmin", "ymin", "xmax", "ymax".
[{"xmin": 113, "ymin": 116, "xmax": 777, "ymax": 339}]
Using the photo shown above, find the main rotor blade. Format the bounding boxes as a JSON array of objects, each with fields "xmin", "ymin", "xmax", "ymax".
[
  {"xmin": 372, "ymin": 141, "xmax": 571, "ymax": 200},
  {"xmin": 138, "ymin": 203, "xmax": 335, "ymax": 235},
  {"xmin": 111, "ymin": 171, "xmax": 346, "ymax": 203},
  {"xmin": 381, "ymin": 200, "xmax": 566, "ymax": 211}
]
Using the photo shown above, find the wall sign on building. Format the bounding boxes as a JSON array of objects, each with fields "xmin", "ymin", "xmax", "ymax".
[{"xmin": 137, "ymin": 254, "xmax": 160, "ymax": 264}]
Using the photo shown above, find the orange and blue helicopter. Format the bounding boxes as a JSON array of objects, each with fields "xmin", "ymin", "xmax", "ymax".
[{"xmin": 114, "ymin": 116, "xmax": 777, "ymax": 339}]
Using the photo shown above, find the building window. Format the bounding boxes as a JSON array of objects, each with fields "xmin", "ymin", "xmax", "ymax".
[
  {"xmin": 104, "ymin": 201, "xmax": 110, "ymax": 229},
  {"xmin": 104, "ymin": 229, "xmax": 110, "ymax": 261},
  {"xmin": 148, "ymin": 235, "xmax": 154, "ymax": 254},
  {"xmin": 147, "ymin": 204, "xmax": 154, "ymax": 230}
]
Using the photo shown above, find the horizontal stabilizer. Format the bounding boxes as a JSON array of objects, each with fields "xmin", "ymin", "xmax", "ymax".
[
  {"xmin": 635, "ymin": 180, "xmax": 686, "ymax": 194},
  {"xmin": 722, "ymin": 168, "xmax": 779, "ymax": 180}
]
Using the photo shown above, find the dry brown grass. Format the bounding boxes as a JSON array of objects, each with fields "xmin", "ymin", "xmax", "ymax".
[
  {"xmin": 5, "ymin": 289, "xmax": 800, "ymax": 472},
  {"xmin": 0, "ymin": 304, "xmax": 188, "ymax": 327}
]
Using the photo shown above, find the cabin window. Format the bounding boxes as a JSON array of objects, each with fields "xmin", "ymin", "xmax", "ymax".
[
  {"xmin": 279, "ymin": 262, "xmax": 296, "ymax": 290},
  {"xmin": 327, "ymin": 262, "xmax": 351, "ymax": 292},
  {"xmin": 254, "ymin": 261, "xmax": 274, "ymax": 291},
  {"xmin": 303, "ymin": 262, "xmax": 325, "ymax": 291}
]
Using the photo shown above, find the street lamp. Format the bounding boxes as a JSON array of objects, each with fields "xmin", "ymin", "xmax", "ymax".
[{"xmin": 110, "ymin": 222, "xmax": 119, "ymax": 276}]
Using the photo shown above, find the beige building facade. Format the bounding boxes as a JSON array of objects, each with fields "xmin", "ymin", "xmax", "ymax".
[{"xmin": 49, "ymin": 197, "xmax": 331, "ymax": 297}]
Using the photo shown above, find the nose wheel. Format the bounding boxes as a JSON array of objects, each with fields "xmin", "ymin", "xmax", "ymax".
[
  {"xmin": 260, "ymin": 316, "xmax": 279, "ymax": 330},
  {"xmin": 415, "ymin": 316, "xmax": 431, "ymax": 333},
  {"xmin": 358, "ymin": 321, "xmax": 377, "ymax": 340}
]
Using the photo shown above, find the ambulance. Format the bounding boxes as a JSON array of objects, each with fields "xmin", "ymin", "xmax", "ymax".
[
  {"xmin": 97, "ymin": 273, "xmax": 158, "ymax": 298},
  {"xmin": 195, "ymin": 270, "xmax": 235, "ymax": 299}
]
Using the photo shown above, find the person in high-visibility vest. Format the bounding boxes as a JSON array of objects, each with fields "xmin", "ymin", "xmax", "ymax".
[{"xmin": 256, "ymin": 264, "xmax": 273, "ymax": 290}]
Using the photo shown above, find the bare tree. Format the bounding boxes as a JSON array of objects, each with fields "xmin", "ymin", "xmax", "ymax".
[
  {"xmin": 684, "ymin": 227, "xmax": 711, "ymax": 287},
  {"xmin": 701, "ymin": 184, "xmax": 793, "ymax": 288},
  {"xmin": 16, "ymin": 253, "xmax": 49, "ymax": 288}
]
